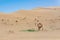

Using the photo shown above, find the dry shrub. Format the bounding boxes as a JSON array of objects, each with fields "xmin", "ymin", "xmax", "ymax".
[
  {"xmin": 8, "ymin": 30, "xmax": 14, "ymax": 33},
  {"xmin": 1, "ymin": 19, "xmax": 4, "ymax": 21},
  {"xmin": 16, "ymin": 20, "xmax": 18, "ymax": 22}
]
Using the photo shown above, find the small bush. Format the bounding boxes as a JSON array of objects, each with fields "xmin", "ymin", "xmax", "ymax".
[
  {"xmin": 20, "ymin": 29, "xmax": 38, "ymax": 32},
  {"xmin": 8, "ymin": 30, "xmax": 14, "ymax": 33},
  {"xmin": 26, "ymin": 29, "xmax": 36, "ymax": 32}
]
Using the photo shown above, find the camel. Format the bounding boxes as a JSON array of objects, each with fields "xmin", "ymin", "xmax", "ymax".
[
  {"xmin": 34, "ymin": 18, "xmax": 43, "ymax": 31},
  {"xmin": 37, "ymin": 23, "xmax": 43, "ymax": 31}
]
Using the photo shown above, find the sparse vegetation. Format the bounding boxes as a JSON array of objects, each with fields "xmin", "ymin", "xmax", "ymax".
[
  {"xmin": 16, "ymin": 20, "xmax": 18, "ymax": 22},
  {"xmin": 8, "ymin": 30, "xmax": 14, "ymax": 33},
  {"xmin": 20, "ymin": 29, "xmax": 38, "ymax": 32},
  {"xmin": 1, "ymin": 19, "xmax": 4, "ymax": 21}
]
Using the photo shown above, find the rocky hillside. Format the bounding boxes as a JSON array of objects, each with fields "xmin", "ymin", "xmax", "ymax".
[{"xmin": 0, "ymin": 7, "xmax": 60, "ymax": 31}]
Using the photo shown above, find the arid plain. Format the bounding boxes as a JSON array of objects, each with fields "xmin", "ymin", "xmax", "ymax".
[{"xmin": 0, "ymin": 7, "xmax": 60, "ymax": 40}]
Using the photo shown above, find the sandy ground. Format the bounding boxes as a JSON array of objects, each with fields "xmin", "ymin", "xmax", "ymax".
[
  {"xmin": 0, "ymin": 7, "xmax": 60, "ymax": 40},
  {"xmin": 0, "ymin": 31, "xmax": 60, "ymax": 40}
]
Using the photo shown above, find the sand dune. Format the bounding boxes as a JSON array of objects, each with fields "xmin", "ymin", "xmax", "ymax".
[{"xmin": 0, "ymin": 7, "xmax": 60, "ymax": 40}]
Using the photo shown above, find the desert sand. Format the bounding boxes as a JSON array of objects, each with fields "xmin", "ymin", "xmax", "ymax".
[{"xmin": 0, "ymin": 7, "xmax": 60, "ymax": 40}]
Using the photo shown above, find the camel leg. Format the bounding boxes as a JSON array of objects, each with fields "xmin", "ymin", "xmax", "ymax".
[
  {"xmin": 38, "ymin": 27, "xmax": 43, "ymax": 31},
  {"xmin": 38, "ymin": 27, "xmax": 41, "ymax": 31}
]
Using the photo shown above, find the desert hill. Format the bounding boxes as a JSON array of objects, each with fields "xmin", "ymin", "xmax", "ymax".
[
  {"xmin": 0, "ymin": 7, "xmax": 60, "ymax": 40},
  {"xmin": 0, "ymin": 7, "xmax": 60, "ymax": 31}
]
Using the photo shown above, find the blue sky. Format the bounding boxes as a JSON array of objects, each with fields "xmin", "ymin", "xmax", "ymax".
[{"xmin": 0, "ymin": 0, "xmax": 60, "ymax": 13}]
